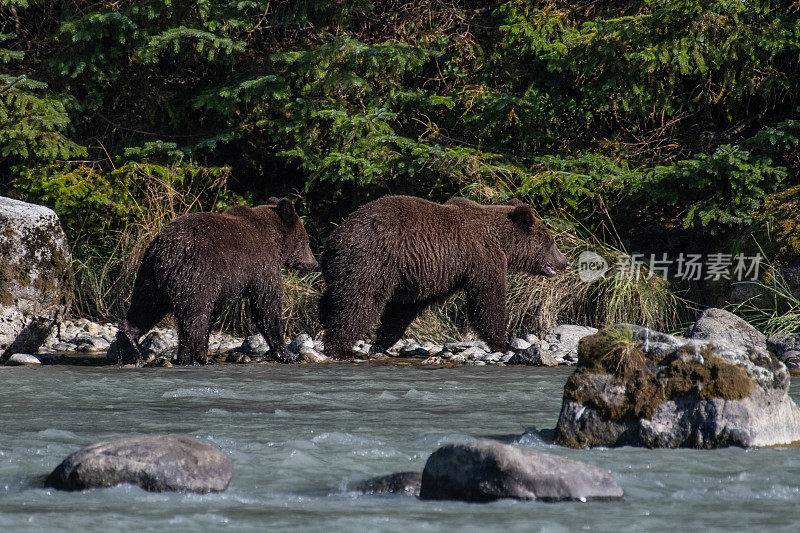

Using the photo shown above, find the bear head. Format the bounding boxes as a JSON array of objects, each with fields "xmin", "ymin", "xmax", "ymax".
[
  {"xmin": 505, "ymin": 200, "xmax": 569, "ymax": 277},
  {"xmin": 270, "ymin": 197, "xmax": 319, "ymax": 271}
]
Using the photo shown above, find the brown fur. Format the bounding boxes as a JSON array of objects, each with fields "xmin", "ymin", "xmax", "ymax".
[
  {"xmin": 117, "ymin": 198, "xmax": 317, "ymax": 365},
  {"xmin": 319, "ymin": 195, "xmax": 568, "ymax": 359}
]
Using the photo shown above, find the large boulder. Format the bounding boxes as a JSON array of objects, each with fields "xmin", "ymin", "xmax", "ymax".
[
  {"xmin": 555, "ymin": 311, "xmax": 800, "ymax": 448},
  {"xmin": 44, "ymin": 434, "xmax": 232, "ymax": 493},
  {"xmin": 1, "ymin": 197, "xmax": 72, "ymax": 361},
  {"xmin": 419, "ymin": 440, "xmax": 622, "ymax": 502}
]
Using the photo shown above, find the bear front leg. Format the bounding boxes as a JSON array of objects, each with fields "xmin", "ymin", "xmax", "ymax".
[
  {"xmin": 116, "ymin": 319, "xmax": 143, "ymax": 365},
  {"xmin": 465, "ymin": 270, "xmax": 509, "ymax": 353},
  {"xmin": 251, "ymin": 281, "xmax": 297, "ymax": 363}
]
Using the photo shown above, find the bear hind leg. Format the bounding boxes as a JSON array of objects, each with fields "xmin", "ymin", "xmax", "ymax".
[
  {"xmin": 321, "ymin": 288, "xmax": 386, "ymax": 360},
  {"xmin": 250, "ymin": 282, "xmax": 296, "ymax": 364},
  {"xmin": 175, "ymin": 311, "xmax": 212, "ymax": 365}
]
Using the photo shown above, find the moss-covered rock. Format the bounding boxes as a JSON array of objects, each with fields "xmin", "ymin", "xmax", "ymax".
[
  {"xmin": 555, "ymin": 310, "xmax": 800, "ymax": 448},
  {"xmin": 1, "ymin": 197, "xmax": 72, "ymax": 360}
]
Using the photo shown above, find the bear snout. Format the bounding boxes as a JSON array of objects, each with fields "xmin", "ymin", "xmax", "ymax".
[
  {"xmin": 539, "ymin": 243, "xmax": 569, "ymax": 277},
  {"xmin": 297, "ymin": 254, "xmax": 319, "ymax": 271}
]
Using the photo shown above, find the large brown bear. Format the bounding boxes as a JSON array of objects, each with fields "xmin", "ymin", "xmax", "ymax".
[
  {"xmin": 319, "ymin": 195, "xmax": 569, "ymax": 359},
  {"xmin": 116, "ymin": 198, "xmax": 318, "ymax": 365}
]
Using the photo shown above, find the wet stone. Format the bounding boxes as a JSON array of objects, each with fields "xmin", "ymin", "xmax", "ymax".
[
  {"xmin": 44, "ymin": 434, "xmax": 232, "ymax": 493},
  {"xmin": 419, "ymin": 440, "xmax": 623, "ymax": 502},
  {"xmin": 347, "ymin": 472, "xmax": 422, "ymax": 496},
  {"xmin": 5, "ymin": 353, "xmax": 41, "ymax": 366}
]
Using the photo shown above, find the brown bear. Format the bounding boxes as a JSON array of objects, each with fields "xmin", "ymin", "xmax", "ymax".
[
  {"xmin": 116, "ymin": 198, "xmax": 318, "ymax": 365},
  {"xmin": 319, "ymin": 195, "xmax": 569, "ymax": 359}
]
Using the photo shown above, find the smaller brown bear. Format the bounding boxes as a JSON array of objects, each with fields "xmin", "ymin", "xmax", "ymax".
[
  {"xmin": 116, "ymin": 198, "xmax": 318, "ymax": 365},
  {"xmin": 319, "ymin": 195, "xmax": 569, "ymax": 359}
]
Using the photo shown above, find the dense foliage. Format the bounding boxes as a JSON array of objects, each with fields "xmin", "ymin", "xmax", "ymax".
[{"xmin": 1, "ymin": 0, "xmax": 798, "ymax": 325}]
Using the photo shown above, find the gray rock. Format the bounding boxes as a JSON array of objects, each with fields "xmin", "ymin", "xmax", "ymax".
[
  {"xmin": 216, "ymin": 340, "xmax": 239, "ymax": 352},
  {"xmin": 420, "ymin": 341, "xmax": 438, "ymax": 352},
  {"xmin": 400, "ymin": 342, "xmax": 424, "ymax": 357},
  {"xmin": 767, "ymin": 333, "xmax": 800, "ymax": 371},
  {"xmin": 5, "ymin": 353, "xmax": 41, "ymax": 366},
  {"xmin": 419, "ymin": 440, "xmax": 622, "ymax": 502},
  {"xmin": 685, "ymin": 308, "xmax": 766, "ymax": 350},
  {"xmin": 60, "ymin": 323, "xmax": 81, "ymax": 342},
  {"xmin": 81, "ymin": 320, "xmax": 100, "ymax": 335},
  {"xmin": 289, "ymin": 333, "xmax": 314, "ymax": 353},
  {"xmin": 239, "ymin": 334, "xmax": 269, "ymax": 355},
  {"xmin": 484, "ymin": 352, "xmax": 504, "ymax": 363},
  {"xmin": 555, "ymin": 321, "xmax": 800, "ymax": 448},
  {"xmin": 44, "ymin": 434, "xmax": 232, "ymax": 493},
  {"xmin": 346, "ymin": 472, "xmax": 421, "ymax": 496},
  {"xmin": 541, "ymin": 325, "xmax": 598, "ymax": 365},
  {"xmin": 509, "ymin": 338, "xmax": 532, "ymax": 351},
  {"xmin": 357, "ymin": 342, "xmax": 372, "ymax": 355},
  {"xmin": 781, "ymin": 351, "xmax": 800, "ymax": 371},
  {"xmin": 507, "ymin": 346, "xmax": 560, "ymax": 366},
  {"xmin": 1, "ymin": 197, "xmax": 72, "ymax": 361},
  {"xmin": 299, "ymin": 346, "xmax": 328, "ymax": 363},
  {"xmin": 75, "ymin": 336, "xmax": 111, "ymax": 352},
  {"xmin": 51, "ymin": 342, "xmax": 76, "ymax": 352},
  {"xmin": 140, "ymin": 330, "xmax": 176, "ymax": 357},
  {"xmin": 524, "ymin": 334, "xmax": 540, "ymax": 345},
  {"xmin": 460, "ymin": 346, "xmax": 488, "ymax": 360},
  {"xmin": 225, "ymin": 353, "xmax": 250, "ymax": 364},
  {"xmin": 445, "ymin": 340, "xmax": 490, "ymax": 352},
  {"xmin": 145, "ymin": 356, "xmax": 174, "ymax": 368},
  {"xmin": 446, "ymin": 353, "xmax": 466, "ymax": 364}
]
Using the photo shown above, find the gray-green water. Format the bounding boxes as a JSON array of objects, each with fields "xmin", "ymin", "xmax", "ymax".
[{"xmin": 2, "ymin": 364, "xmax": 800, "ymax": 532}]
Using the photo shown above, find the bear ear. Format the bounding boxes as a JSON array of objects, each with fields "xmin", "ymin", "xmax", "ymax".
[
  {"xmin": 274, "ymin": 198, "xmax": 298, "ymax": 227},
  {"xmin": 509, "ymin": 204, "xmax": 535, "ymax": 230},
  {"xmin": 506, "ymin": 198, "xmax": 524, "ymax": 207},
  {"xmin": 268, "ymin": 196, "xmax": 281, "ymax": 205}
]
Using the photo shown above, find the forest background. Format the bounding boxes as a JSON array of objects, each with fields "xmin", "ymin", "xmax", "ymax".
[{"xmin": 1, "ymin": 0, "xmax": 798, "ymax": 339}]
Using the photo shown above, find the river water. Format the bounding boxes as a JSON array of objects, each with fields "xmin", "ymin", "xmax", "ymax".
[{"xmin": 2, "ymin": 363, "xmax": 800, "ymax": 532}]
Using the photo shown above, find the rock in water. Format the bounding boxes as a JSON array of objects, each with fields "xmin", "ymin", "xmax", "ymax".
[
  {"xmin": 45, "ymin": 434, "xmax": 232, "ymax": 493},
  {"xmin": 347, "ymin": 472, "xmax": 422, "ymax": 496},
  {"xmin": 555, "ymin": 311, "xmax": 800, "ymax": 448},
  {"xmin": 419, "ymin": 440, "xmax": 622, "ymax": 502},
  {"xmin": 0, "ymin": 197, "xmax": 72, "ymax": 361},
  {"xmin": 4, "ymin": 353, "xmax": 41, "ymax": 366}
]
